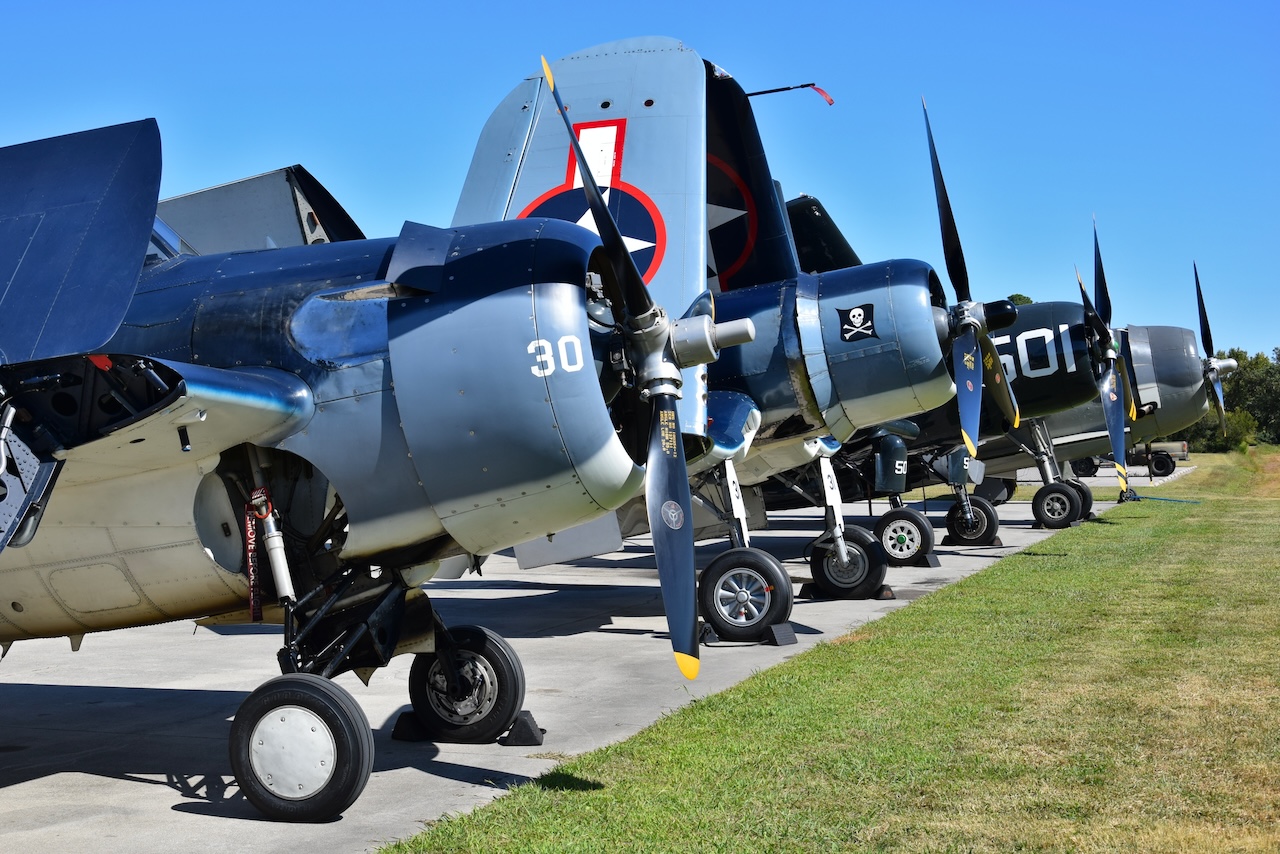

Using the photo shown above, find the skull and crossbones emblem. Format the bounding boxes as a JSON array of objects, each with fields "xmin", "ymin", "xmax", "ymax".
[{"xmin": 839, "ymin": 304, "xmax": 877, "ymax": 341}]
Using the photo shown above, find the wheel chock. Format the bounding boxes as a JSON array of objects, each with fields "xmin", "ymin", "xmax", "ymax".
[
  {"xmin": 500, "ymin": 710, "xmax": 545, "ymax": 747},
  {"xmin": 699, "ymin": 622, "xmax": 720, "ymax": 645},
  {"xmin": 874, "ymin": 585, "xmax": 896, "ymax": 600},
  {"xmin": 391, "ymin": 710, "xmax": 429, "ymax": 742},
  {"xmin": 763, "ymin": 623, "xmax": 797, "ymax": 646}
]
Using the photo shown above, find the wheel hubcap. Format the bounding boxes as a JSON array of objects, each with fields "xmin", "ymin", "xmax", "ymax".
[
  {"xmin": 715, "ymin": 568, "xmax": 771, "ymax": 626},
  {"xmin": 883, "ymin": 522, "xmax": 920, "ymax": 558},
  {"xmin": 248, "ymin": 704, "xmax": 337, "ymax": 800},
  {"xmin": 824, "ymin": 546, "xmax": 868, "ymax": 586},
  {"xmin": 1045, "ymin": 495, "xmax": 1071, "ymax": 520}
]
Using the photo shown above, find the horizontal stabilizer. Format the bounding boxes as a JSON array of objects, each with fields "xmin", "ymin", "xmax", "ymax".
[{"xmin": 0, "ymin": 120, "xmax": 161, "ymax": 366}]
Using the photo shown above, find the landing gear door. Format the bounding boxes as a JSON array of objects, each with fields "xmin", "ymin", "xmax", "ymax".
[{"xmin": 0, "ymin": 430, "xmax": 59, "ymax": 551}]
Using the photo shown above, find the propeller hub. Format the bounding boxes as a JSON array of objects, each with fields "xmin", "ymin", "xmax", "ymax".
[{"xmin": 983, "ymin": 299, "xmax": 1018, "ymax": 332}]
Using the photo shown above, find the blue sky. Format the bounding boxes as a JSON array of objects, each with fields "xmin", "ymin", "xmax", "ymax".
[{"xmin": 3, "ymin": 1, "xmax": 1276, "ymax": 356}]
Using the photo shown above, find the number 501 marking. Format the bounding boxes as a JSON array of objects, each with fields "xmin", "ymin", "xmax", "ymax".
[{"xmin": 528, "ymin": 336, "xmax": 585, "ymax": 377}]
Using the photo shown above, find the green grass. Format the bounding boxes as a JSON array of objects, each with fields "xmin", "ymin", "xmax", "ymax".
[{"xmin": 384, "ymin": 447, "xmax": 1280, "ymax": 853}]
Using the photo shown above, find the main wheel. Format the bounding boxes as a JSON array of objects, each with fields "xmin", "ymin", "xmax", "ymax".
[
  {"xmin": 410, "ymin": 625, "xmax": 525, "ymax": 744},
  {"xmin": 229, "ymin": 672, "xmax": 374, "ymax": 822},
  {"xmin": 698, "ymin": 547, "xmax": 793, "ymax": 641},
  {"xmin": 944, "ymin": 494, "xmax": 1000, "ymax": 546},
  {"xmin": 1149, "ymin": 451, "xmax": 1176, "ymax": 478},
  {"xmin": 1065, "ymin": 479, "xmax": 1094, "ymax": 519},
  {"xmin": 809, "ymin": 526, "xmax": 889, "ymax": 599},
  {"xmin": 1033, "ymin": 482, "xmax": 1082, "ymax": 528},
  {"xmin": 874, "ymin": 507, "xmax": 935, "ymax": 567},
  {"xmin": 1070, "ymin": 457, "xmax": 1100, "ymax": 478}
]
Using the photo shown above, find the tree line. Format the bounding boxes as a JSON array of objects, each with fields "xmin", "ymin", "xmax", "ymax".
[{"xmin": 1168, "ymin": 347, "xmax": 1280, "ymax": 452}]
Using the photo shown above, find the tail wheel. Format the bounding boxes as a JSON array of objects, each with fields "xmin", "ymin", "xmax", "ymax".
[
  {"xmin": 944, "ymin": 494, "xmax": 1000, "ymax": 546},
  {"xmin": 410, "ymin": 626, "xmax": 525, "ymax": 744},
  {"xmin": 230, "ymin": 673, "xmax": 374, "ymax": 822},
  {"xmin": 873, "ymin": 507, "xmax": 935, "ymax": 567},
  {"xmin": 697, "ymin": 547, "xmax": 793, "ymax": 641},
  {"xmin": 809, "ymin": 526, "xmax": 889, "ymax": 599}
]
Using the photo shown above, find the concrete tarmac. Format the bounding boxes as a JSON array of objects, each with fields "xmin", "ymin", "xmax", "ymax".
[{"xmin": 0, "ymin": 490, "xmax": 1144, "ymax": 853}]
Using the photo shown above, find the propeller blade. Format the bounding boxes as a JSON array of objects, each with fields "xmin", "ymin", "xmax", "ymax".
[
  {"xmin": 1097, "ymin": 363, "xmax": 1130, "ymax": 493},
  {"xmin": 952, "ymin": 326, "xmax": 981, "ymax": 457},
  {"xmin": 542, "ymin": 55, "xmax": 699, "ymax": 679},
  {"xmin": 1117, "ymin": 353, "xmax": 1138, "ymax": 422},
  {"xmin": 1194, "ymin": 262, "xmax": 1214, "ymax": 358},
  {"xmin": 644, "ymin": 395, "xmax": 700, "ymax": 679},
  {"xmin": 1207, "ymin": 367, "xmax": 1227, "ymax": 435},
  {"xmin": 540, "ymin": 56, "xmax": 654, "ymax": 322},
  {"xmin": 1076, "ymin": 267, "xmax": 1111, "ymax": 346},
  {"xmin": 1092, "ymin": 223, "xmax": 1113, "ymax": 326},
  {"xmin": 923, "ymin": 101, "xmax": 970, "ymax": 303},
  {"xmin": 979, "ymin": 334, "xmax": 1020, "ymax": 428}
]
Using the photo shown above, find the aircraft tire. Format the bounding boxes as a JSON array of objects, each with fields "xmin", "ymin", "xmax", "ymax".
[
  {"xmin": 410, "ymin": 626, "xmax": 525, "ymax": 744},
  {"xmin": 874, "ymin": 507, "xmax": 934, "ymax": 567},
  {"xmin": 697, "ymin": 547, "xmax": 793, "ymax": 641},
  {"xmin": 1066, "ymin": 479, "xmax": 1094, "ymax": 519},
  {"xmin": 808, "ymin": 526, "xmax": 889, "ymax": 599},
  {"xmin": 230, "ymin": 672, "xmax": 374, "ymax": 822},
  {"xmin": 1032, "ymin": 482, "xmax": 1082, "ymax": 529},
  {"xmin": 1149, "ymin": 452, "xmax": 1176, "ymax": 478},
  {"xmin": 1070, "ymin": 457, "xmax": 1100, "ymax": 478},
  {"xmin": 944, "ymin": 495, "xmax": 1000, "ymax": 546}
]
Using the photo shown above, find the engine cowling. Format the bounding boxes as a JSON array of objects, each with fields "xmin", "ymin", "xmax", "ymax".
[{"xmin": 386, "ymin": 219, "xmax": 644, "ymax": 555}]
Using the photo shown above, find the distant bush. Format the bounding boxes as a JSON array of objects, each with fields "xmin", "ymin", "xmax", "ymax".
[{"xmin": 1170, "ymin": 409, "xmax": 1257, "ymax": 453}]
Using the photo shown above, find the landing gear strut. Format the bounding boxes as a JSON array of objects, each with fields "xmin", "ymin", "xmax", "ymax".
[
  {"xmin": 690, "ymin": 460, "xmax": 795, "ymax": 639},
  {"xmin": 805, "ymin": 456, "xmax": 889, "ymax": 598},
  {"xmin": 228, "ymin": 447, "xmax": 527, "ymax": 821},
  {"xmin": 1003, "ymin": 418, "xmax": 1092, "ymax": 528}
]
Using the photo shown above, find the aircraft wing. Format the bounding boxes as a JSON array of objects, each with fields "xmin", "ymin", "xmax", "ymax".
[
  {"xmin": 0, "ymin": 120, "xmax": 160, "ymax": 366},
  {"xmin": 787, "ymin": 195, "xmax": 863, "ymax": 273},
  {"xmin": 0, "ymin": 350, "xmax": 313, "ymax": 555},
  {"xmin": 50, "ymin": 361, "xmax": 315, "ymax": 487},
  {"xmin": 157, "ymin": 165, "xmax": 365, "ymax": 255}
]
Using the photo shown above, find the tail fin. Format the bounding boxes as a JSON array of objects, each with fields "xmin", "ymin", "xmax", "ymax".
[{"xmin": 453, "ymin": 36, "xmax": 710, "ymax": 432}]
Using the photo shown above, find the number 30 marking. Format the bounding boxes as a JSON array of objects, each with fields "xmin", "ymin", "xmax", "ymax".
[{"xmin": 528, "ymin": 336, "xmax": 585, "ymax": 377}]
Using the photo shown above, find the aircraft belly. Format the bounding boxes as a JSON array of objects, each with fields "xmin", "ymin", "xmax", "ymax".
[{"xmin": 0, "ymin": 464, "xmax": 247, "ymax": 641}]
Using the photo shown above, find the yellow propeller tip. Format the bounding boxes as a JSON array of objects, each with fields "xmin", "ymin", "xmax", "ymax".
[
  {"xmin": 962, "ymin": 432, "xmax": 978, "ymax": 459},
  {"xmin": 540, "ymin": 56, "xmax": 555, "ymax": 91},
  {"xmin": 675, "ymin": 652, "xmax": 700, "ymax": 680}
]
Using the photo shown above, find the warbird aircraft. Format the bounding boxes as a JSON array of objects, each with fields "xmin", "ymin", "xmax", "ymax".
[
  {"xmin": 0, "ymin": 110, "xmax": 750, "ymax": 820},
  {"xmin": 770, "ymin": 234, "xmax": 1233, "ymax": 561},
  {"xmin": 964, "ymin": 266, "xmax": 1235, "ymax": 492},
  {"xmin": 452, "ymin": 38, "xmax": 1020, "ymax": 632}
]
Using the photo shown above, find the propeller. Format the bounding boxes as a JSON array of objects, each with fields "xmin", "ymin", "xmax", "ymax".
[
  {"xmin": 922, "ymin": 103, "xmax": 1020, "ymax": 458},
  {"xmin": 1077, "ymin": 226, "xmax": 1133, "ymax": 494},
  {"xmin": 540, "ymin": 56, "xmax": 710, "ymax": 679},
  {"xmin": 1195, "ymin": 264, "xmax": 1235, "ymax": 435}
]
